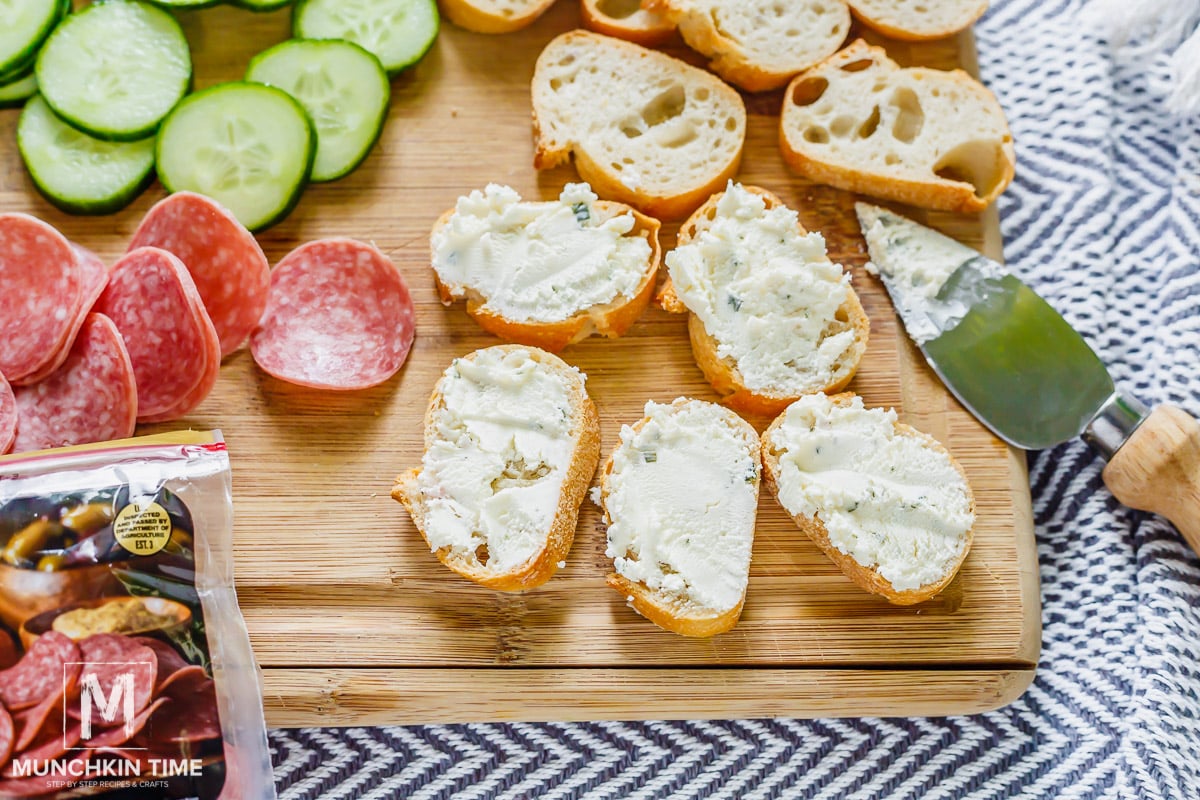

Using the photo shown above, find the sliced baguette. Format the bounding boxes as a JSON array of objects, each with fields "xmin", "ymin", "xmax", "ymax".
[
  {"xmin": 596, "ymin": 398, "xmax": 760, "ymax": 637},
  {"xmin": 531, "ymin": 30, "xmax": 746, "ymax": 220},
  {"xmin": 762, "ymin": 392, "xmax": 975, "ymax": 605},
  {"xmin": 392, "ymin": 345, "xmax": 601, "ymax": 591},
  {"xmin": 657, "ymin": 183, "xmax": 869, "ymax": 417},
  {"xmin": 580, "ymin": 0, "xmax": 674, "ymax": 46},
  {"xmin": 645, "ymin": 0, "xmax": 850, "ymax": 92},
  {"xmin": 848, "ymin": 0, "xmax": 988, "ymax": 41},
  {"xmin": 780, "ymin": 39, "xmax": 1015, "ymax": 213},
  {"xmin": 438, "ymin": 0, "xmax": 557, "ymax": 33},
  {"xmin": 430, "ymin": 183, "xmax": 663, "ymax": 352}
]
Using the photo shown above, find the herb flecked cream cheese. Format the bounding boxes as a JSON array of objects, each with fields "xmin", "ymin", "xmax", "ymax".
[
  {"xmin": 417, "ymin": 348, "xmax": 578, "ymax": 572},
  {"xmin": 432, "ymin": 182, "xmax": 651, "ymax": 323},
  {"xmin": 665, "ymin": 182, "xmax": 857, "ymax": 395},
  {"xmin": 767, "ymin": 394, "xmax": 974, "ymax": 592}
]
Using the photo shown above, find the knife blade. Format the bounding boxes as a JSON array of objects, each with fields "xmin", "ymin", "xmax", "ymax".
[{"xmin": 856, "ymin": 202, "xmax": 1200, "ymax": 555}]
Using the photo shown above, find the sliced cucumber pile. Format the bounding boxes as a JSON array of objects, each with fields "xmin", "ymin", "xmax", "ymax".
[
  {"xmin": 36, "ymin": 0, "xmax": 192, "ymax": 141},
  {"xmin": 18, "ymin": 94, "xmax": 156, "ymax": 214},
  {"xmin": 0, "ymin": 71, "xmax": 38, "ymax": 110},
  {"xmin": 293, "ymin": 0, "xmax": 439, "ymax": 76},
  {"xmin": 156, "ymin": 82, "xmax": 315, "ymax": 231},
  {"xmin": 246, "ymin": 39, "xmax": 390, "ymax": 182},
  {"xmin": 0, "ymin": 0, "xmax": 66, "ymax": 78}
]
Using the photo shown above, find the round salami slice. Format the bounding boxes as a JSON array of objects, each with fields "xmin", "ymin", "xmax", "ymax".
[
  {"xmin": 12, "ymin": 314, "xmax": 138, "ymax": 453},
  {"xmin": 14, "ymin": 689, "xmax": 63, "ymax": 752},
  {"xmin": 129, "ymin": 191, "xmax": 270, "ymax": 357},
  {"xmin": 144, "ymin": 670, "xmax": 221, "ymax": 743},
  {"xmin": 156, "ymin": 664, "xmax": 207, "ymax": 695},
  {"xmin": 251, "ymin": 239, "xmax": 415, "ymax": 390},
  {"xmin": 132, "ymin": 637, "xmax": 191, "ymax": 686},
  {"xmin": 72, "ymin": 634, "xmax": 158, "ymax": 718},
  {"xmin": 0, "ymin": 631, "xmax": 80, "ymax": 711},
  {"xmin": 97, "ymin": 247, "xmax": 219, "ymax": 420},
  {"xmin": 135, "ymin": 276, "xmax": 222, "ymax": 424},
  {"xmin": 0, "ymin": 373, "xmax": 15, "ymax": 456},
  {"xmin": 14, "ymin": 245, "xmax": 110, "ymax": 387},
  {"xmin": 0, "ymin": 213, "xmax": 82, "ymax": 383}
]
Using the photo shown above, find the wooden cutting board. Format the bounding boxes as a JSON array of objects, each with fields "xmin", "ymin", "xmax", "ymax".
[{"xmin": 0, "ymin": 2, "xmax": 1039, "ymax": 725}]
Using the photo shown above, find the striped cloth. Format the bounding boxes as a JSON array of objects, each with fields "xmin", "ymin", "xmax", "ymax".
[{"xmin": 269, "ymin": 0, "xmax": 1200, "ymax": 796}]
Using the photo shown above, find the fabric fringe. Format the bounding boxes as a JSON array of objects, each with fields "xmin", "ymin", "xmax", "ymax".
[{"xmin": 1083, "ymin": 0, "xmax": 1200, "ymax": 115}]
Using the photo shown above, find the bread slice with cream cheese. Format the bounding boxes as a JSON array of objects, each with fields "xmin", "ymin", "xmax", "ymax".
[
  {"xmin": 531, "ymin": 30, "xmax": 746, "ymax": 220},
  {"xmin": 780, "ymin": 40, "xmax": 1015, "ymax": 213},
  {"xmin": 595, "ymin": 398, "xmax": 760, "ymax": 636},
  {"xmin": 392, "ymin": 345, "xmax": 601, "ymax": 591},
  {"xmin": 430, "ymin": 183, "xmax": 662, "ymax": 351},
  {"xmin": 580, "ymin": 0, "xmax": 675, "ymax": 46},
  {"xmin": 657, "ymin": 182, "xmax": 869, "ymax": 416},
  {"xmin": 762, "ymin": 392, "xmax": 975, "ymax": 605},
  {"xmin": 438, "ymin": 0, "xmax": 557, "ymax": 33},
  {"xmin": 645, "ymin": 0, "xmax": 850, "ymax": 92},
  {"xmin": 848, "ymin": 0, "xmax": 988, "ymax": 41}
]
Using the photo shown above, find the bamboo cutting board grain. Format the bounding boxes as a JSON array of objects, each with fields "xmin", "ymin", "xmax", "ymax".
[{"xmin": 0, "ymin": 2, "xmax": 1039, "ymax": 724}]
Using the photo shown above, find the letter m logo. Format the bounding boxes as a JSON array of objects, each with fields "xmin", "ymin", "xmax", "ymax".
[{"xmin": 79, "ymin": 668, "xmax": 136, "ymax": 741}]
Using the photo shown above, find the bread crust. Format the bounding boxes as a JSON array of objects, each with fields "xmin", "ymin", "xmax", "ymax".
[
  {"xmin": 596, "ymin": 398, "xmax": 759, "ymax": 636},
  {"xmin": 531, "ymin": 30, "xmax": 746, "ymax": 221},
  {"xmin": 392, "ymin": 345, "xmax": 602, "ymax": 592},
  {"xmin": 656, "ymin": 186, "xmax": 870, "ymax": 416},
  {"xmin": 779, "ymin": 40, "xmax": 1015, "ymax": 213},
  {"xmin": 761, "ymin": 393, "xmax": 976, "ymax": 605},
  {"xmin": 580, "ymin": 0, "xmax": 675, "ymax": 46},
  {"xmin": 847, "ymin": 0, "xmax": 988, "ymax": 41},
  {"xmin": 646, "ymin": 0, "xmax": 849, "ymax": 92},
  {"xmin": 430, "ymin": 199, "xmax": 663, "ymax": 351},
  {"xmin": 437, "ymin": 0, "xmax": 557, "ymax": 33}
]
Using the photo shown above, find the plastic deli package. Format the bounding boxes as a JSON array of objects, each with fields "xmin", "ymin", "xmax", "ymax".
[{"xmin": 0, "ymin": 431, "xmax": 274, "ymax": 799}]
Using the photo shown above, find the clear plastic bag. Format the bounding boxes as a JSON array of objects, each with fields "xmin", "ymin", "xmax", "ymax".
[{"xmin": 0, "ymin": 431, "xmax": 274, "ymax": 799}]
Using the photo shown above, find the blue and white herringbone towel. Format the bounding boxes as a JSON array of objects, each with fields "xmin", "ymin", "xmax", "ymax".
[{"xmin": 269, "ymin": 1, "xmax": 1200, "ymax": 797}]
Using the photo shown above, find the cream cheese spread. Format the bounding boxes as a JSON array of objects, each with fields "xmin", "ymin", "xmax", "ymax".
[
  {"xmin": 665, "ymin": 182, "xmax": 857, "ymax": 395},
  {"xmin": 417, "ymin": 347, "xmax": 580, "ymax": 573},
  {"xmin": 767, "ymin": 393, "xmax": 974, "ymax": 592},
  {"xmin": 602, "ymin": 399, "xmax": 759, "ymax": 612},
  {"xmin": 432, "ymin": 183, "xmax": 652, "ymax": 324}
]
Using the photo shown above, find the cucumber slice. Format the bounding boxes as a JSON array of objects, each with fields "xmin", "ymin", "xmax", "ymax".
[
  {"xmin": 18, "ymin": 94, "xmax": 155, "ymax": 214},
  {"xmin": 0, "ymin": 0, "xmax": 62, "ymax": 77},
  {"xmin": 155, "ymin": 82, "xmax": 315, "ymax": 231},
  {"xmin": 246, "ymin": 39, "xmax": 390, "ymax": 182},
  {"xmin": 292, "ymin": 0, "xmax": 438, "ymax": 76},
  {"xmin": 0, "ymin": 72, "xmax": 37, "ymax": 110},
  {"xmin": 231, "ymin": 0, "xmax": 294, "ymax": 10},
  {"xmin": 36, "ymin": 0, "xmax": 192, "ymax": 141}
]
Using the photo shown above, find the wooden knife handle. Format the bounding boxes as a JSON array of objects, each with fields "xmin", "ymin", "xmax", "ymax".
[{"xmin": 1103, "ymin": 405, "xmax": 1200, "ymax": 557}]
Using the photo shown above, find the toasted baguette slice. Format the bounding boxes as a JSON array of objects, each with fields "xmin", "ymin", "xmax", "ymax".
[
  {"xmin": 656, "ymin": 182, "xmax": 869, "ymax": 416},
  {"xmin": 430, "ymin": 183, "xmax": 662, "ymax": 352},
  {"xmin": 762, "ymin": 392, "xmax": 975, "ymax": 605},
  {"xmin": 646, "ymin": 0, "xmax": 850, "ymax": 92},
  {"xmin": 596, "ymin": 398, "xmax": 760, "ymax": 636},
  {"xmin": 531, "ymin": 30, "xmax": 746, "ymax": 220},
  {"xmin": 848, "ymin": 0, "xmax": 988, "ymax": 41},
  {"xmin": 580, "ymin": 0, "xmax": 674, "ymax": 46},
  {"xmin": 392, "ymin": 345, "xmax": 601, "ymax": 591},
  {"xmin": 438, "ymin": 0, "xmax": 557, "ymax": 33},
  {"xmin": 780, "ymin": 40, "xmax": 1015, "ymax": 213}
]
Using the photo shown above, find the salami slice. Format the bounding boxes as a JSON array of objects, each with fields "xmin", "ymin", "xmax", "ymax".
[
  {"xmin": 14, "ymin": 244, "xmax": 110, "ymax": 387},
  {"xmin": 156, "ymin": 672, "xmax": 221, "ymax": 743},
  {"xmin": 82, "ymin": 696, "xmax": 168, "ymax": 749},
  {"xmin": 0, "ymin": 753, "xmax": 90, "ymax": 796},
  {"xmin": 0, "ymin": 631, "xmax": 80, "ymax": 711},
  {"xmin": 156, "ymin": 664, "xmax": 207, "ymax": 694},
  {"xmin": 250, "ymin": 239, "xmax": 415, "ymax": 390},
  {"xmin": 13, "ymin": 689, "xmax": 62, "ymax": 752},
  {"xmin": 0, "ymin": 704, "xmax": 12, "ymax": 765},
  {"xmin": 135, "ymin": 274, "xmax": 222, "ymax": 424},
  {"xmin": 129, "ymin": 191, "xmax": 270, "ymax": 357},
  {"xmin": 0, "ymin": 372, "xmax": 15, "ymax": 456},
  {"xmin": 0, "ymin": 213, "xmax": 82, "ymax": 382},
  {"xmin": 97, "ymin": 247, "xmax": 220, "ymax": 420},
  {"xmin": 132, "ymin": 637, "xmax": 190, "ymax": 686},
  {"xmin": 11, "ymin": 314, "xmax": 138, "ymax": 453},
  {"xmin": 3, "ymin": 721, "xmax": 82, "ymax": 778},
  {"xmin": 72, "ymin": 634, "xmax": 158, "ymax": 718}
]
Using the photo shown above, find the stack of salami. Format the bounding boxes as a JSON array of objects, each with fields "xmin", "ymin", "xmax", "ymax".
[
  {"xmin": 0, "ymin": 192, "xmax": 416, "ymax": 455},
  {"xmin": 0, "ymin": 631, "xmax": 220, "ymax": 796}
]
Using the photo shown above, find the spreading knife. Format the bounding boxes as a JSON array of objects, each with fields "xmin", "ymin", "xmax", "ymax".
[{"xmin": 856, "ymin": 203, "xmax": 1200, "ymax": 557}]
